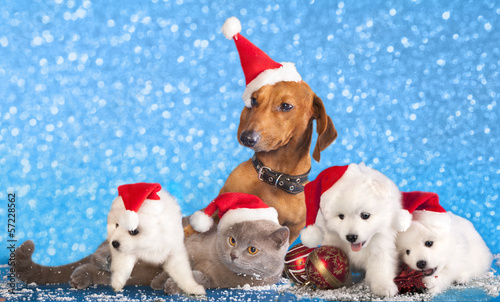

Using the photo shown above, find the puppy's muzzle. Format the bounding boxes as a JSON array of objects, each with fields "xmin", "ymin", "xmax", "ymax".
[
  {"xmin": 240, "ymin": 130, "xmax": 260, "ymax": 147},
  {"xmin": 112, "ymin": 240, "xmax": 120, "ymax": 249},
  {"xmin": 416, "ymin": 260, "xmax": 426, "ymax": 270}
]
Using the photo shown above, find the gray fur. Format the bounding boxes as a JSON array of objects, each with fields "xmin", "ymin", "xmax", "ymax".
[{"xmin": 15, "ymin": 220, "xmax": 288, "ymax": 291}]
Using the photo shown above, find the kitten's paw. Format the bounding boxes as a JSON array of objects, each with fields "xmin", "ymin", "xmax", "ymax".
[
  {"xmin": 14, "ymin": 240, "xmax": 37, "ymax": 283},
  {"xmin": 150, "ymin": 272, "xmax": 168, "ymax": 290},
  {"xmin": 370, "ymin": 281, "xmax": 398, "ymax": 297},
  {"xmin": 69, "ymin": 266, "xmax": 93, "ymax": 289},
  {"xmin": 164, "ymin": 278, "xmax": 182, "ymax": 295}
]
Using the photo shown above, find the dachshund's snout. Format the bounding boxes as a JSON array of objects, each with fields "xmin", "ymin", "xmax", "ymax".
[{"xmin": 240, "ymin": 130, "xmax": 260, "ymax": 147}]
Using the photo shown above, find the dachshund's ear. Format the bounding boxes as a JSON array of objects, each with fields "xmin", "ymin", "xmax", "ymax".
[{"xmin": 312, "ymin": 94, "xmax": 337, "ymax": 162}]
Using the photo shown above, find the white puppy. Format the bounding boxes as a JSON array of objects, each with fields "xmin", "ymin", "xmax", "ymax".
[
  {"xmin": 301, "ymin": 163, "xmax": 411, "ymax": 297},
  {"xmin": 397, "ymin": 210, "xmax": 492, "ymax": 295},
  {"xmin": 107, "ymin": 183, "xmax": 205, "ymax": 295}
]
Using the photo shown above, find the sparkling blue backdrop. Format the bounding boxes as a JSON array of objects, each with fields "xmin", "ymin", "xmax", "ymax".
[{"xmin": 1, "ymin": 0, "xmax": 498, "ymax": 266}]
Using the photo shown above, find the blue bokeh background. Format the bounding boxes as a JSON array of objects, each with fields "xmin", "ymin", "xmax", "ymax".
[{"xmin": 1, "ymin": 0, "xmax": 498, "ymax": 265}]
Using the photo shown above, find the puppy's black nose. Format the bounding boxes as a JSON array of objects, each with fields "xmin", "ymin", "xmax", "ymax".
[
  {"xmin": 346, "ymin": 234, "xmax": 358, "ymax": 243},
  {"xmin": 416, "ymin": 260, "xmax": 427, "ymax": 269},
  {"xmin": 240, "ymin": 130, "xmax": 260, "ymax": 147},
  {"xmin": 112, "ymin": 240, "xmax": 120, "ymax": 249}
]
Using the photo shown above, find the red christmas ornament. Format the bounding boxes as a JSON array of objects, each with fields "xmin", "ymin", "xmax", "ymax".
[
  {"xmin": 394, "ymin": 263, "xmax": 426, "ymax": 294},
  {"xmin": 284, "ymin": 243, "xmax": 315, "ymax": 285},
  {"xmin": 305, "ymin": 246, "xmax": 350, "ymax": 290}
]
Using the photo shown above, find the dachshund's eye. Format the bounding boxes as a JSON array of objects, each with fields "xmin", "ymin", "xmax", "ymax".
[
  {"xmin": 279, "ymin": 103, "xmax": 294, "ymax": 112},
  {"xmin": 339, "ymin": 214, "xmax": 345, "ymax": 220},
  {"xmin": 129, "ymin": 229, "xmax": 139, "ymax": 236},
  {"xmin": 360, "ymin": 213, "xmax": 371, "ymax": 220},
  {"xmin": 250, "ymin": 97, "xmax": 258, "ymax": 107},
  {"xmin": 229, "ymin": 237, "xmax": 236, "ymax": 246},
  {"xmin": 425, "ymin": 241, "xmax": 433, "ymax": 247},
  {"xmin": 247, "ymin": 246, "xmax": 259, "ymax": 255},
  {"xmin": 406, "ymin": 250, "xmax": 410, "ymax": 256}
]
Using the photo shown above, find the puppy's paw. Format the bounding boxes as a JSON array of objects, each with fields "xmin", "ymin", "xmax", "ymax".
[
  {"xmin": 69, "ymin": 266, "xmax": 93, "ymax": 289},
  {"xmin": 111, "ymin": 278, "xmax": 125, "ymax": 292},
  {"xmin": 424, "ymin": 276, "xmax": 446, "ymax": 295},
  {"xmin": 164, "ymin": 278, "xmax": 182, "ymax": 295},
  {"xmin": 456, "ymin": 273, "xmax": 471, "ymax": 285},
  {"xmin": 370, "ymin": 281, "xmax": 398, "ymax": 297},
  {"xmin": 184, "ymin": 284, "xmax": 206, "ymax": 296}
]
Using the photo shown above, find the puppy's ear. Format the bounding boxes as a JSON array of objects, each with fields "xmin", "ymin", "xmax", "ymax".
[{"xmin": 312, "ymin": 94, "xmax": 337, "ymax": 162}]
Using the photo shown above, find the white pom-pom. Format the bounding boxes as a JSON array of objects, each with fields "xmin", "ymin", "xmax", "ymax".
[
  {"xmin": 190, "ymin": 211, "xmax": 214, "ymax": 233},
  {"xmin": 222, "ymin": 16, "xmax": 242, "ymax": 40},
  {"xmin": 300, "ymin": 225, "xmax": 324, "ymax": 248},
  {"xmin": 394, "ymin": 209, "xmax": 413, "ymax": 232},
  {"xmin": 119, "ymin": 210, "xmax": 139, "ymax": 231}
]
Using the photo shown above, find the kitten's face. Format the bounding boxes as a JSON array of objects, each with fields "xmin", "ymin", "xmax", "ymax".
[{"xmin": 216, "ymin": 220, "xmax": 289, "ymax": 278}]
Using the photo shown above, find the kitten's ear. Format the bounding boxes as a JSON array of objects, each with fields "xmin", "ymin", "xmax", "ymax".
[{"xmin": 270, "ymin": 227, "xmax": 289, "ymax": 249}]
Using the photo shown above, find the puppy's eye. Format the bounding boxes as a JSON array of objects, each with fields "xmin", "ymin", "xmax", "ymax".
[
  {"xmin": 406, "ymin": 250, "xmax": 410, "ymax": 256},
  {"xmin": 247, "ymin": 246, "xmax": 259, "ymax": 255},
  {"xmin": 339, "ymin": 214, "xmax": 345, "ymax": 220},
  {"xmin": 425, "ymin": 241, "xmax": 433, "ymax": 247},
  {"xmin": 250, "ymin": 97, "xmax": 258, "ymax": 107},
  {"xmin": 360, "ymin": 213, "xmax": 370, "ymax": 220},
  {"xmin": 115, "ymin": 223, "xmax": 119, "ymax": 228},
  {"xmin": 129, "ymin": 229, "xmax": 139, "ymax": 236},
  {"xmin": 228, "ymin": 237, "xmax": 236, "ymax": 246}
]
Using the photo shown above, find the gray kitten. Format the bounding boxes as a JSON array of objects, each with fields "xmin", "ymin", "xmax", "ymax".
[{"xmin": 15, "ymin": 220, "xmax": 289, "ymax": 292}]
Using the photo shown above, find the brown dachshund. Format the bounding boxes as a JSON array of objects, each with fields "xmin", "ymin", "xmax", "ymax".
[{"xmin": 186, "ymin": 80, "xmax": 337, "ymax": 243}]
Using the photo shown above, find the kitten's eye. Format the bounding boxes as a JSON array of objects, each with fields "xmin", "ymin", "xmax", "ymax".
[
  {"xmin": 247, "ymin": 246, "xmax": 259, "ymax": 255},
  {"xmin": 279, "ymin": 103, "xmax": 293, "ymax": 112},
  {"xmin": 250, "ymin": 98, "xmax": 258, "ymax": 107},
  {"xmin": 129, "ymin": 229, "xmax": 139, "ymax": 236},
  {"xmin": 228, "ymin": 237, "xmax": 236, "ymax": 246},
  {"xmin": 406, "ymin": 250, "xmax": 411, "ymax": 256},
  {"xmin": 339, "ymin": 214, "xmax": 345, "ymax": 220},
  {"xmin": 360, "ymin": 213, "xmax": 370, "ymax": 220},
  {"xmin": 425, "ymin": 241, "xmax": 433, "ymax": 247}
]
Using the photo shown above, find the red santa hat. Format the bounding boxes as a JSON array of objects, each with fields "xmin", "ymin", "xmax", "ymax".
[
  {"xmin": 222, "ymin": 17, "xmax": 302, "ymax": 107},
  {"xmin": 190, "ymin": 192, "xmax": 279, "ymax": 232},
  {"xmin": 300, "ymin": 165, "xmax": 350, "ymax": 247},
  {"xmin": 401, "ymin": 191, "xmax": 450, "ymax": 229},
  {"xmin": 117, "ymin": 182, "xmax": 162, "ymax": 231}
]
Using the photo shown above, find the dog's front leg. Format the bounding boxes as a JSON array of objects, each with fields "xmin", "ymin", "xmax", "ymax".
[
  {"xmin": 163, "ymin": 248, "xmax": 206, "ymax": 295},
  {"xmin": 110, "ymin": 252, "xmax": 136, "ymax": 292},
  {"xmin": 423, "ymin": 270, "xmax": 453, "ymax": 295},
  {"xmin": 364, "ymin": 249, "xmax": 398, "ymax": 297}
]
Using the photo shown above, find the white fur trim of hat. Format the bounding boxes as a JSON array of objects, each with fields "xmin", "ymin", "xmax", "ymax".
[
  {"xmin": 217, "ymin": 207, "xmax": 279, "ymax": 231},
  {"xmin": 242, "ymin": 62, "xmax": 302, "ymax": 107},
  {"xmin": 413, "ymin": 210, "xmax": 452, "ymax": 232},
  {"xmin": 119, "ymin": 210, "xmax": 140, "ymax": 231}
]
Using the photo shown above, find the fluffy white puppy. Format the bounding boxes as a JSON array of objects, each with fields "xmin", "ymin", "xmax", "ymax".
[
  {"xmin": 397, "ymin": 210, "xmax": 492, "ymax": 295},
  {"xmin": 301, "ymin": 163, "xmax": 411, "ymax": 297},
  {"xmin": 107, "ymin": 183, "xmax": 205, "ymax": 295}
]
